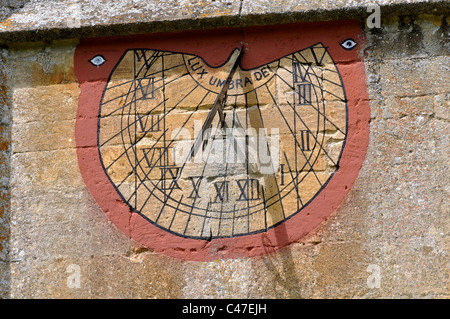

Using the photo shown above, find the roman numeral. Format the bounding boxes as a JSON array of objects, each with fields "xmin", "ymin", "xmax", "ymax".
[
  {"xmin": 293, "ymin": 61, "xmax": 308, "ymax": 83},
  {"xmin": 310, "ymin": 46, "xmax": 327, "ymax": 66},
  {"xmin": 141, "ymin": 146, "xmax": 174, "ymax": 168},
  {"xmin": 134, "ymin": 50, "xmax": 154, "ymax": 72},
  {"xmin": 134, "ymin": 50, "xmax": 162, "ymax": 78},
  {"xmin": 295, "ymin": 83, "xmax": 312, "ymax": 105},
  {"xmin": 188, "ymin": 177, "xmax": 202, "ymax": 199},
  {"xmin": 135, "ymin": 77, "xmax": 154, "ymax": 100},
  {"xmin": 159, "ymin": 167, "xmax": 180, "ymax": 190},
  {"xmin": 280, "ymin": 164, "xmax": 285, "ymax": 186},
  {"xmin": 237, "ymin": 178, "xmax": 261, "ymax": 201},
  {"xmin": 293, "ymin": 61, "xmax": 312, "ymax": 105},
  {"xmin": 135, "ymin": 50, "xmax": 148, "ymax": 64},
  {"xmin": 213, "ymin": 181, "xmax": 229, "ymax": 203},
  {"xmin": 300, "ymin": 130, "xmax": 311, "ymax": 151},
  {"xmin": 137, "ymin": 114, "xmax": 161, "ymax": 133}
]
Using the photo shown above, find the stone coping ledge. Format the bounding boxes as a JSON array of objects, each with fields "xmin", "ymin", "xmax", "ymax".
[{"xmin": 0, "ymin": 0, "xmax": 449, "ymax": 44}]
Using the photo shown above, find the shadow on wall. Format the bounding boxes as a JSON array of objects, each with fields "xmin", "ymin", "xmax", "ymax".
[
  {"xmin": 261, "ymin": 225, "xmax": 303, "ymax": 298},
  {"xmin": 0, "ymin": 0, "xmax": 30, "ymax": 22}
]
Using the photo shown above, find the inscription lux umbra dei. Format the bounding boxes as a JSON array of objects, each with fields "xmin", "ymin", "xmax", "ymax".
[{"xmin": 185, "ymin": 54, "xmax": 276, "ymax": 93}]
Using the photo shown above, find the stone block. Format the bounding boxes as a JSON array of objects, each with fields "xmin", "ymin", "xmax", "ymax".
[
  {"xmin": 0, "ymin": 261, "xmax": 10, "ymax": 299},
  {"xmin": 379, "ymin": 55, "xmax": 449, "ymax": 98},
  {"xmin": 9, "ymin": 188, "xmax": 131, "ymax": 262},
  {"xmin": 0, "ymin": 151, "xmax": 9, "ymax": 188},
  {"xmin": 12, "ymin": 83, "xmax": 79, "ymax": 123},
  {"xmin": 8, "ymin": 252, "xmax": 185, "ymax": 298},
  {"xmin": 12, "ymin": 120, "xmax": 75, "ymax": 153},
  {"xmin": 10, "ymin": 149, "xmax": 83, "ymax": 197},
  {"xmin": 8, "ymin": 40, "xmax": 78, "ymax": 88}
]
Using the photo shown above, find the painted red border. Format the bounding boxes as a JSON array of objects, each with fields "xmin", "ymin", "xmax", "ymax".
[{"xmin": 75, "ymin": 20, "xmax": 370, "ymax": 261}]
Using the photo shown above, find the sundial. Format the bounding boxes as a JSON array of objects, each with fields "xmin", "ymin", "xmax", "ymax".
[{"xmin": 75, "ymin": 21, "xmax": 370, "ymax": 260}]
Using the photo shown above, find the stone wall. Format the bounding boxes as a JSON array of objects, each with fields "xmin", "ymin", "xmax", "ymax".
[
  {"xmin": 0, "ymin": 2, "xmax": 448, "ymax": 299},
  {"xmin": 0, "ymin": 44, "xmax": 11, "ymax": 299}
]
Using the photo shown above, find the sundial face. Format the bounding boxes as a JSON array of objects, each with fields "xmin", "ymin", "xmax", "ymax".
[{"xmin": 75, "ymin": 21, "xmax": 370, "ymax": 260}]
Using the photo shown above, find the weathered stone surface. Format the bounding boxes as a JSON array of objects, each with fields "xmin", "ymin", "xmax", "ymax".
[
  {"xmin": 0, "ymin": 43, "xmax": 11, "ymax": 299},
  {"xmin": 9, "ymin": 188, "xmax": 130, "ymax": 260},
  {"xmin": 0, "ymin": 0, "xmax": 448, "ymax": 44},
  {"xmin": 12, "ymin": 120, "xmax": 75, "ymax": 153},
  {"xmin": 12, "ymin": 83, "xmax": 80, "ymax": 124},
  {"xmin": 10, "ymin": 149, "xmax": 84, "ymax": 199},
  {"xmin": 378, "ymin": 55, "xmax": 449, "ymax": 97},
  {"xmin": 0, "ymin": 4, "xmax": 448, "ymax": 299},
  {"xmin": 9, "ymin": 250, "xmax": 186, "ymax": 298},
  {"xmin": 7, "ymin": 40, "xmax": 78, "ymax": 88}
]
